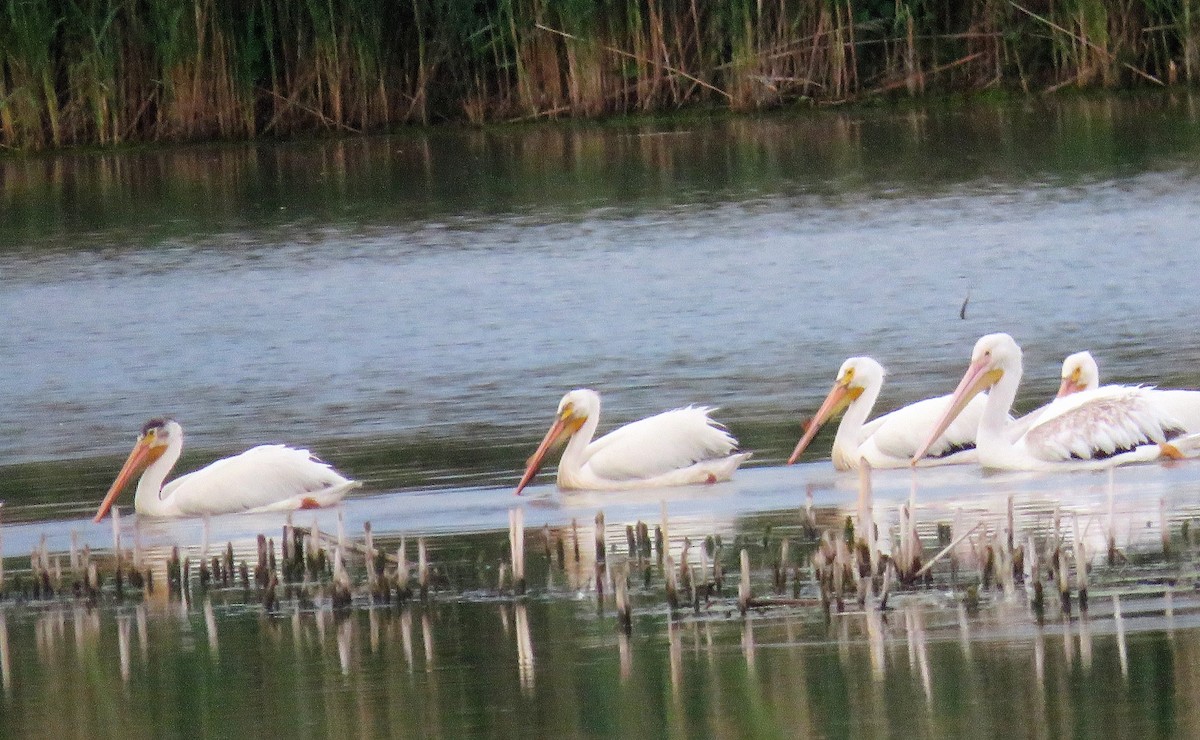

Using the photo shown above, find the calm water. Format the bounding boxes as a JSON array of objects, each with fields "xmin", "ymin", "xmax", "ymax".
[{"xmin": 4, "ymin": 94, "xmax": 1200, "ymax": 737}]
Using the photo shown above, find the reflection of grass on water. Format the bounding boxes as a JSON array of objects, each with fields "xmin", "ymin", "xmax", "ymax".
[
  {"xmin": 3, "ymin": 485, "xmax": 1200, "ymax": 735},
  {"xmin": 2, "ymin": 480, "xmax": 1198, "ymax": 630},
  {"xmin": 1, "ymin": 0, "xmax": 1199, "ymax": 149}
]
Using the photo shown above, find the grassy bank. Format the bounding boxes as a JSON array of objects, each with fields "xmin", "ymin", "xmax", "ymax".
[{"xmin": 0, "ymin": 0, "xmax": 1197, "ymax": 150}]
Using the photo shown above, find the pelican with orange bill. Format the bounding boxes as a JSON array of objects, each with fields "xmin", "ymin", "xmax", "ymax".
[
  {"xmin": 93, "ymin": 419, "xmax": 360, "ymax": 521},
  {"xmin": 787, "ymin": 357, "xmax": 987, "ymax": 470},
  {"xmin": 515, "ymin": 389, "xmax": 750, "ymax": 494},
  {"xmin": 911, "ymin": 333, "xmax": 1200, "ymax": 471}
]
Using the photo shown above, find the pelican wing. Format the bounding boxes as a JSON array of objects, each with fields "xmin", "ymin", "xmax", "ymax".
[
  {"xmin": 868, "ymin": 394, "xmax": 986, "ymax": 460},
  {"xmin": 1022, "ymin": 386, "xmax": 1183, "ymax": 462},
  {"xmin": 1154, "ymin": 389, "xmax": 1200, "ymax": 432},
  {"xmin": 163, "ymin": 445, "xmax": 353, "ymax": 515},
  {"xmin": 583, "ymin": 407, "xmax": 739, "ymax": 482}
]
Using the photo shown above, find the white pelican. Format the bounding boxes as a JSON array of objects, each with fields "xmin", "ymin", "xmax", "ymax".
[
  {"xmin": 514, "ymin": 389, "xmax": 750, "ymax": 494},
  {"xmin": 786, "ymin": 357, "xmax": 988, "ymax": 470},
  {"xmin": 1057, "ymin": 351, "xmax": 1099, "ymax": 398},
  {"xmin": 1055, "ymin": 350, "xmax": 1200, "ymax": 429},
  {"xmin": 912, "ymin": 333, "xmax": 1199, "ymax": 471},
  {"xmin": 93, "ymin": 419, "xmax": 360, "ymax": 521}
]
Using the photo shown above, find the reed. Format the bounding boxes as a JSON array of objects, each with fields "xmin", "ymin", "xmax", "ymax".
[
  {"xmin": 1026, "ymin": 534, "xmax": 1043, "ymax": 616},
  {"xmin": 332, "ymin": 547, "xmax": 352, "ymax": 609},
  {"xmin": 679, "ymin": 537, "xmax": 692, "ymax": 599},
  {"xmin": 664, "ymin": 553, "xmax": 679, "ymax": 609},
  {"xmin": 594, "ymin": 510, "xmax": 606, "ymax": 564},
  {"xmin": 1, "ymin": 0, "xmax": 1195, "ymax": 150},
  {"xmin": 1072, "ymin": 514, "xmax": 1088, "ymax": 612},
  {"xmin": 509, "ymin": 507, "xmax": 526, "ymax": 595},
  {"xmin": 396, "ymin": 538, "xmax": 411, "ymax": 601},
  {"xmin": 614, "ymin": 560, "xmax": 632, "ymax": 632},
  {"xmin": 737, "ymin": 547, "xmax": 751, "ymax": 614},
  {"xmin": 418, "ymin": 537, "xmax": 429, "ymax": 600}
]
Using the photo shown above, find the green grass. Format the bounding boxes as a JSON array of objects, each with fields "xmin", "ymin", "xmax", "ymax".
[{"xmin": 0, "ymin": 0, "xmax": 1197, "ymax": 150}]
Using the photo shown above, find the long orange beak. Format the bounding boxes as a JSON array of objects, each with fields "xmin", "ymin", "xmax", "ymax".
[
  {"xmin": 514, "ymin": 415, "xmax": 581, "ymax": 495},
  {"xmin": 787, "ymin": 382, "xmax": 857, "ymax": 464},
  {"xmin": 93, "ymin": 439, "xmax": 158, "ymax": 523},
  {"xmin": 1056, "ymin": 376, "xmax": 1086, "ymax": 398},
  {"xmin": 911, "ymin": 358, "xmax": 1001, "ymax": 464}
]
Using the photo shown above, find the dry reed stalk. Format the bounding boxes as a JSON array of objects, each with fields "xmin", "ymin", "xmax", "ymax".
[
  {"xmin": 664, "ymin": 553, "xmax": 679, "ymax": 609},
  {"xmin": 914, "ymin": 521, "xmax": 983, "ymax": 580},
  {"xmin": 537, "ymin": 23, "xmax": 731, "ymax": 101},
  {"xmin": 804, "ymin": 485, "xmax": 817, "ymax": 539},
  {"xmin": 1009, "ymin": 1, "xmax": 1163, "ymax": 85},
  {"xmin": 856, "ymin": 462, "xmax": 874, "ymax": 562},
  {"xmin": 397, "ymin": 538, "xmax": 411, "ymax": 599},
  {"xmin": 595, "ymin": 511, "xmax": 606, "ymax": 564},
  {"xmin": 1113, "ymin": 594, "xmax": 1129, "ymax": 677},
  {"xmin": 572, "ymin": 519, "xmax": 581, "ymax": 563},
  {"xmin": 774, "ymin": 538, "xmax": 789, "ymax": 594},
  {"xmin": 1054, "ymin": 546, "xmax": 1070, "ymax": 615},
  {"xmin": 738, "ymin": 548, "xmax": 751, "ymax": 614},
  {"xmin": 509, "ymin": 508, "xmax": 526, "ymax": 594},
  {"xmin": 1026, "ymin": 534, "xmax": 1043, "ymax": 615},
  {"xmin": 332, "ymin": 548, "xmax": 352, "ymax": 609},
  {"xmin": 614, "ymin": 560, "xmax": 632, "ymax": 632},
  {"xmin": 418, "ymin": 537, "xmax": 429, "ymax": 600}
]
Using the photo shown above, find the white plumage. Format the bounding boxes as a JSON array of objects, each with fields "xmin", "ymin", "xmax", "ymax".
[
  {"xmin": 787, "ymin": 357, "xmax": 987, "ymax": 470},
  {"xmin": 1057, "ymin": 351, "xmax": 1100, "ymax": 398},
  {"xmin": 93, "ymin": 419, "xmax": 360, "ymax": 521},
  {"xmin": 515, "ymin": 389, "xmax": 749, "ymax": 493},
  {"xmin": 913, "ymin": 334, "xmax": 1200, "ymax": 471},
  {"xmin": 1055, "ymin": 350, "xmax": 1200, "ymax": 431}
]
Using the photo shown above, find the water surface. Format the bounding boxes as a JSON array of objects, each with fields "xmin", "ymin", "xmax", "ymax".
[{"xmin": 4, "ymin": 94, "xmax": 1200, "ymax": 737}]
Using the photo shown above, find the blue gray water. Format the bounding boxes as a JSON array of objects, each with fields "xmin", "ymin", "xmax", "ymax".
[
  {"xmin": 4, "ymin": 96, "xmax": 1200, "ymax": 738},
  {"xmin": 3, "ymin": 99, "xmax": 1200, "ymax": 473}
]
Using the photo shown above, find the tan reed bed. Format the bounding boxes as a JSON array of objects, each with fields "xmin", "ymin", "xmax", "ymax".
[{"xmin": 0, "ymin": 0, "xmax": 1196, "ymax": 150}]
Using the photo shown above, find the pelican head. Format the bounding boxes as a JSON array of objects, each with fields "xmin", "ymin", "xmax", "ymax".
[
  {"xmin": 1057, "ymin": 351, "xmax": 1099, "ymax": 398},
  {"xmin": 514, "ymin": 390, "xmax": 597, "ymax": 495},
  {"xmin": 93, "ymin": 418, "xmax": 179, "ymax": 522},
  {"xmin": 787, "ymin": 357, "xmax": 884, "ymax": 464},
  {"xmin": 911, "ymin": 333, "xmax": 1020, "ymax": 464}
]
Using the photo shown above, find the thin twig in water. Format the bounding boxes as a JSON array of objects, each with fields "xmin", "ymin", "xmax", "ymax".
[{"xmin": 915, "ymin": 521, "xmax": 983, "ymax": 579}]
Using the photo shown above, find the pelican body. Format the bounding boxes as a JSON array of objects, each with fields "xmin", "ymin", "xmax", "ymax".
[
  {"xmin": 913, "ymin": 334, "xmax": 1198, "ymax": 471},
  {"xmin": 787, "ymin": 357, "xmax": 988, "ymax": 470},
  {"xmin": 1056, "ymin": 350, "xmax": 1200, "ymax": 430},
  {"xmin": 93, "ymin": 419, "xmax": 360, "ymax": 521},
  {"xmin": 515, "ymin": 389, "xmax": 750, "ymax": 494}
]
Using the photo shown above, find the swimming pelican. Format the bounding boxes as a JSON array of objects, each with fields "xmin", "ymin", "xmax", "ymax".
[
  {"xmin": 786, "ymin": 357, "xmax": 988, "ymax": 470},
  {"xmin": 912, "ymin": 333, "xmax": 1199, "ymax": 471},
  {"xmin": 1057, "ymin": 351, "xmax": 1100, "ymax": 398},
  {"xmin": 1054, "ymin": 350, "xmax": 1200, "ymax": 429},
  {"xmin": 514, "ymin": 389, "xmax": 750, "ymax": 494},
  {"xmin": 93, "ymin": 419, "xmax": 360, "ymax": 521}
]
